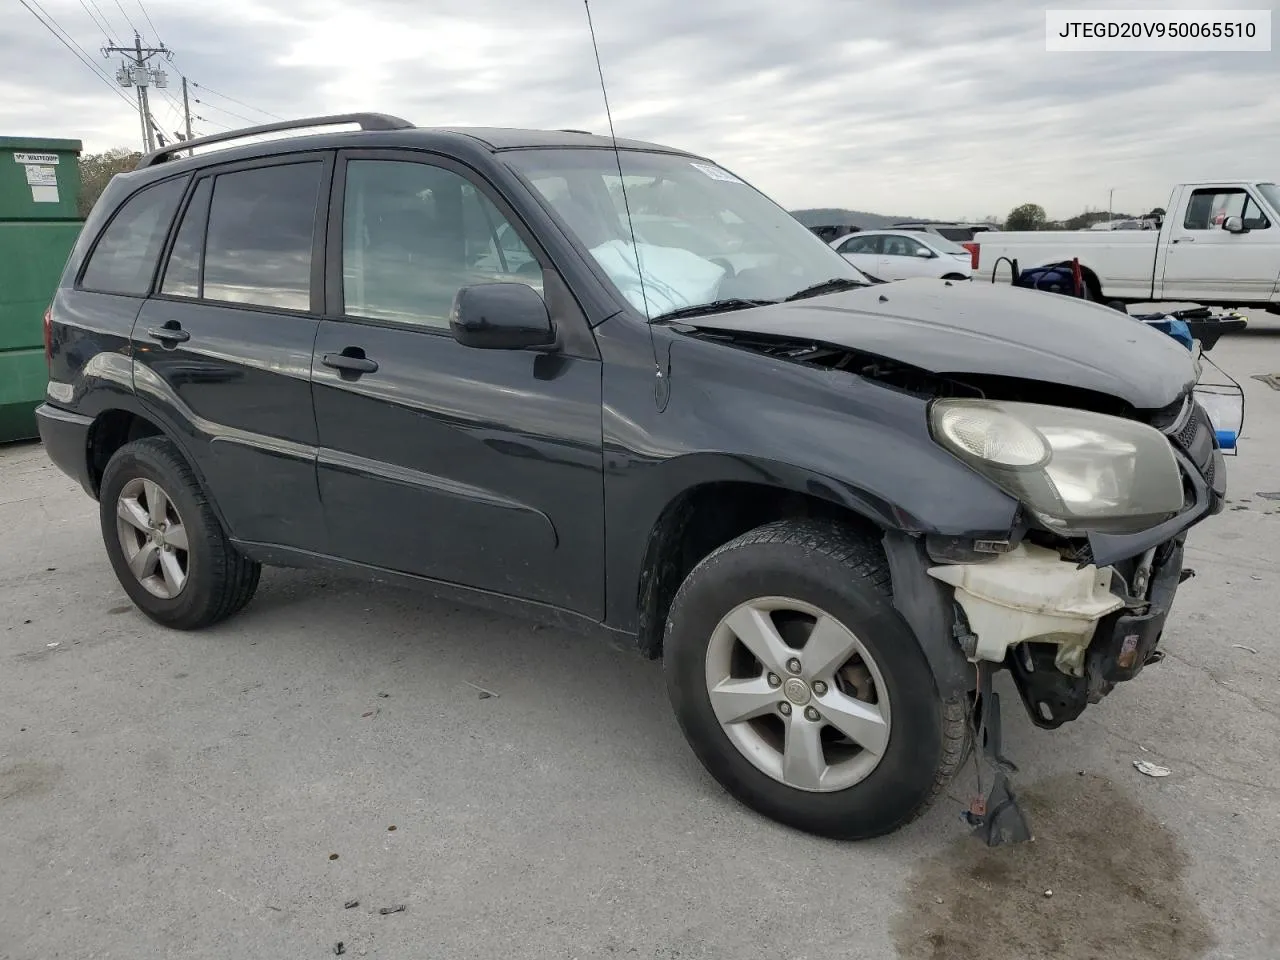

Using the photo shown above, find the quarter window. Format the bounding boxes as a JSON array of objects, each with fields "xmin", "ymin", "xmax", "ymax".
[
  {"xmin": 202, "ymin": 162, "xmax": 322, "ymax": 311},
  {"xmin": 341, "ymin": 159, "xmax": 542, "ymax": 329},
  {"xmin": 160, "ymin": 177, "xmax": 212, "ymax": 299},
  {"xmin": 80, "ymin": 176, "xmax": 188, "ymax": 296}
]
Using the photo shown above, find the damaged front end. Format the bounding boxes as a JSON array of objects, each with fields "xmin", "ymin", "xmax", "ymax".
[
  {"xmin": 921, "ymin": 390, "xmax": 1225, "ymax": 844},
  {"xmin": 926, "ymin": 390, "xmax": 1223, "ymax": 730},
  {"xmin": 679, "ymin": 320, "xmax": 1227, "ymax": 844}
]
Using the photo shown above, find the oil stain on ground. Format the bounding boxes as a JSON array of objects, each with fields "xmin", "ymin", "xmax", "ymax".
[{"xmin": 893, "ymin": 773, "xmax": 1215, "ymax": 960}]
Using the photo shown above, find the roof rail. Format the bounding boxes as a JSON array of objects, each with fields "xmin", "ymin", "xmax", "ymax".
[{"xmin": 135, "ymin": 113, "xmax": 414, "ymax": 169}]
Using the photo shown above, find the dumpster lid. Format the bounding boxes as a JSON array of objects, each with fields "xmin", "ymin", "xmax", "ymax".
[{"xmin": 0, "ymin": 137, "xmax": 83, "ymax": 154}]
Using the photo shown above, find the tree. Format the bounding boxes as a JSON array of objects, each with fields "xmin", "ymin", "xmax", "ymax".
[
  {"xmin": 1005, "ymin": 203, "xmax": 1047, "ymax": 231},
  {"xmin": 77, "ymin": 148, "xmax": 142, "ymax": 218}
]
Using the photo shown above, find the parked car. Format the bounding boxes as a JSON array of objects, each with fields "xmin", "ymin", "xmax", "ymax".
[
  {"xmin": 831, "ymin": 229, "xmax": 974, "ymax": 281},
  {"xmin": 37, "ymin": 114, "xmax": 1226, "ymax": 843},
  {"xmin": 974, "ymin": 180, "xmax": 1280, "ymax": 311},
  {"xmin": 891, "ymin": 220, "xmax": 1001, "ymax": 242}
]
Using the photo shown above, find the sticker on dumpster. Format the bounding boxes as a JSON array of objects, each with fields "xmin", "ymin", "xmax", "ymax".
[
  {"xmin": 13, "ymin": 152, "xmax": 59, "ymax": 165},
  {"xmin": 23, "ymin": 164, "xmax": 59, "ymax": 202},
  {"xmin": 690, "ymin": 162, "xmax": 744, "ymax": 184},
  {"xmin": 24, "ymin": 165, "xmax": 57, "ymax": 186}
]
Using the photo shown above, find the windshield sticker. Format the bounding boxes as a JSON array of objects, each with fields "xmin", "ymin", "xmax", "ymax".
[{"xmin": 690, "ymin": 162, "xmax": 743, "ymax": 184}]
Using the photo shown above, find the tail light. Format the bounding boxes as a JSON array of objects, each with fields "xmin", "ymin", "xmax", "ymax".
[
  {"xmin": 43, "ymin": 304, "xmax": 53, "ymax": 370},
  {"xmin": 963, "ymin": 242, "xmax": 980, "ymax": 270}
]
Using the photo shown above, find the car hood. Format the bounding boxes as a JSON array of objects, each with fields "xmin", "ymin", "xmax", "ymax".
[{"xmin": 684, "ymin": 278, "xmax": 1197, "ymax": 409}]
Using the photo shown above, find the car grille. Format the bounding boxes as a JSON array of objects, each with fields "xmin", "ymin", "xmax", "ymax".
[{"xmin": 1161, "ymin": 397, "xmax": 1216, "ymax": 486}]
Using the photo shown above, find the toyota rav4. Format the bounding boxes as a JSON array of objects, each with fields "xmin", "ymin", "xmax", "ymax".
[{"xmin": 36, "ymin": 114, "xmax": 1226, "ymax": 842}]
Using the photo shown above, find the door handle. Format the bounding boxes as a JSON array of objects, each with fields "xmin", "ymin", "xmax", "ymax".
[
  {"xmin": 147, "ymin": 325, "xmax": 190, "ymax": 344},
  {"xmin": 321, "ymin": 350, "xmax": 378, "ymax": 374},
  {"xmin": 1172, "ymin": 237, "xmax": 1195, "ymax": 244}
]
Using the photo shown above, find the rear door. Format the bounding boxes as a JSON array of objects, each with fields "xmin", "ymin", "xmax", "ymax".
[
  {"xmin": 1160, "ymin": 185, "xmax": 1280, "ymax": 304},
  {"xmin": 835, "ymin": 234, "xmax": 882, "ymax": 277},
  {"xmin": 133, "ymin": 154, "xmax": 331, "ymax": 551},
  {"xmin": 310, "ymin": 150, "xmax": 605, "ymax": 616}
]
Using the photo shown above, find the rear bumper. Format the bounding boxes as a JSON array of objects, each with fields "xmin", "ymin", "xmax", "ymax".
[{"xmin": 35, "ymin": 403, "xmax": 95, "ymax": 498}]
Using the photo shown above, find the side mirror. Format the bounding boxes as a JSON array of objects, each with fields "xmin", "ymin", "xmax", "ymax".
[
  {"xmin": 450, "ymin": 282, "xmax": 555, "ymax": 350},
  {"xmin": 1223, "ymin": 215, "xmax": 1247, "ymax": 234},
  {"xmin": 915, "ymin": 248, "xmax": 934, "ymax": 258}
]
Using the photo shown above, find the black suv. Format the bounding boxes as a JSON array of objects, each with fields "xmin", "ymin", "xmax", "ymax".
[{"xmin": 37, "ymin": 114, "xmax": 1225, "ymax": 842}]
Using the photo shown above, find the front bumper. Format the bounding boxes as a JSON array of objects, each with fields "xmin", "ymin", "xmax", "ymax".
[{"xmin": 924, "ymin": 395, "xmax": 1220, "ymax": 728}]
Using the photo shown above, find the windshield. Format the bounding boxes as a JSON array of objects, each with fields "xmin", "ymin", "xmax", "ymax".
[
  {"xmin": 1258, "ymin": 182, "xmax": 1280, "ymax": 213},
  {"xmin": 504, "ymin": 148, "xmax": 868, "ymax": 319}
]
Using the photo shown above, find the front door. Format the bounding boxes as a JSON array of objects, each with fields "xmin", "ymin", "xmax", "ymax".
[
  {"xmin": 133, "ymin": 155, "xmax": 331, "ymax": 551},
  {"xmin": 310, "ymin": 152, "xmax": 606, "ymax": 617},
  {"xmin": 1161, "ymin": 185, "xmax": 1280, "ymax": 304}
]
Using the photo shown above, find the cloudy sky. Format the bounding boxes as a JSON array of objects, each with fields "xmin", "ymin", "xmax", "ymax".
[{"xmin": 7, "ymin": 0, "xmax": 1278, "ymax": 220}]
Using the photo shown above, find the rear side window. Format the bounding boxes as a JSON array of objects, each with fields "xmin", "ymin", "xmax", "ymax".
[
  {"xmin": 838, "ymin": 235, "xmax": 877, "ymax": 255},
  {"xmin": 79, "ymin": 176, "xmax": 188, "ymax": 296},
  {"xmin": 201, "ymin": 162, "xmax": 322, "ymax": 311}
]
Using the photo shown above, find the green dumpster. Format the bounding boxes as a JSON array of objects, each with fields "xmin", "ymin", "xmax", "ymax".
[{"xmin": 0, "ymin": 136, "xmax": 83, "ymax": 443}]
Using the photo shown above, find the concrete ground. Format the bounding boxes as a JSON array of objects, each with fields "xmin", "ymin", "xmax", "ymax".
[{"xmin": 2, "ymin": 312, "xmax": 1279, "ymax": 960}]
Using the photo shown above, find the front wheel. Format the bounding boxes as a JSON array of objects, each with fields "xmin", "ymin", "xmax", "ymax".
[
  {"xmin": 663, "ymin": 519, "xmax": 968, "ymax": 840},
  {"xmin": 99, "ymin": 437, "xmax": 261, "ymax": 630}
]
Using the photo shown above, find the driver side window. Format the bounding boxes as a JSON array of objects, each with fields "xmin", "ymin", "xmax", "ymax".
[{"xmin": 341, "ymin": 159, "xmax": 542, "ymax": 330}]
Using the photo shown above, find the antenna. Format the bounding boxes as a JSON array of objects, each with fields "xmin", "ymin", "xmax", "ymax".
[{"xmin": 583, "ymin": 0, "xmax": 654, "ymax": 332}]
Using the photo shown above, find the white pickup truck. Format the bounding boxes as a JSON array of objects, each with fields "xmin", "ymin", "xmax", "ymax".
[{"xmin": 972, "ymin": 180, "xmax": 1280, "ymax": 313}]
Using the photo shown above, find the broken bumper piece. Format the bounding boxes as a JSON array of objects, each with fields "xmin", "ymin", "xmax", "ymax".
[{"xmin": 928, "ymin": 539, "xmax": 1184, "ymax": 728}]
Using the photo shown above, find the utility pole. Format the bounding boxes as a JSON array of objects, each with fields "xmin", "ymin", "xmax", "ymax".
[
  {"xmin": 103, "ymin": 33, "xmax": 172, "ymax": 153},
  {"xmin": 1108, "ymin": 188, "xmax": 1114, "ymax": 227},
  {"xmin": 181, "ymin": 76, "xmax": 194, "ymax": 148}
]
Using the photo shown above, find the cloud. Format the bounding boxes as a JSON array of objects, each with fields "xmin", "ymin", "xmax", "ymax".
[{"xmin": 7, "ymin": 0, "xmax": 1279, "ymax": 219}]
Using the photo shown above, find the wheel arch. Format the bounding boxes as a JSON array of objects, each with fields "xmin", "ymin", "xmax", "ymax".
[
  {"xmin": 625, "ymin": 459, "xmax": 901, "ymax": 661},
  {"xmin": 624, "ymin": 464, "xmax": 974, "ymax": 699},
  {"xmin": 85, "ymin": 402, "xmax": 234, "ymax": 538}
]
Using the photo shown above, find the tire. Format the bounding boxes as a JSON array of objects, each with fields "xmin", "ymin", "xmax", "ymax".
[
  {"xmin": 663, "ymin": 518, "xmax": 968, "ymax": 840},
  {"xmin": 99, "ymin": 437, "xmax": 261, "ymax": 630}
]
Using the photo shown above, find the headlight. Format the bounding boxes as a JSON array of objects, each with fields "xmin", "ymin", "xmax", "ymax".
[{"xmin": 930, "ymin": 399, "xmax": 1185, "ymax": 534}]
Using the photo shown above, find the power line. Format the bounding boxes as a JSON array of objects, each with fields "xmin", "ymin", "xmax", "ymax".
[
  {"xmin": 192, "ymin": 97, "xmax": 259, "ymax": 127},
  {"xmin": 194, "ymin": 114, "xmax": 232, "ymax": 132},
  {"xmin": 111, "ymin": 0, "xmax": 141, "ymax": 36},
  {"xmin": 191, "ymin": 82, "xmax": 283, "ymax": 121},
  {"xmin": 134, "ymin": 0, "xmax": 162, "ymax": 43},
  {"xmin": 76, "ymin": 0, "xmax": 115, "ymax": 41},
  {"xmin": 17, "ymin": 0, "xmax": 140, "ymax": 114}
]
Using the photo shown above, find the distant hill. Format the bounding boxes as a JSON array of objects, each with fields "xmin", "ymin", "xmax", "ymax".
[{"xmin": 790, "ymin": 207, "xmax": 929, "ymax": 230}]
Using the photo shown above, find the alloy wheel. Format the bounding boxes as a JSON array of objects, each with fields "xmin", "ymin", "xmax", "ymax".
[
  {"xmin": 115, "ymin": 477, "xmax": 190, "ymax": 599},
  {"xmin": 704, "ymin": 596, "xmax": 892, "ymax": 792}
]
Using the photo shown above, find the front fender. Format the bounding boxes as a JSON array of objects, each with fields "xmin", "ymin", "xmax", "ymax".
[{"xmin": 601, "ymin": 329, "xmax": 1020, "ymax": 634}]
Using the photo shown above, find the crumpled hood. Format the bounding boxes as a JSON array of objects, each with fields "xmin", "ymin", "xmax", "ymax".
[{"xmin": 685, "ymin": 278, "xmax": 1198, "ymax": 409}]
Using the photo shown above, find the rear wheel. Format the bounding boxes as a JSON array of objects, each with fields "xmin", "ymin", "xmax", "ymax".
[
  {"xmin": 99, "ymin": 437, "xmax": 260, "ymax": 630},
  {"xmin": 664, "ymin": 519, "xmax": 968, "ymax": 840}
]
